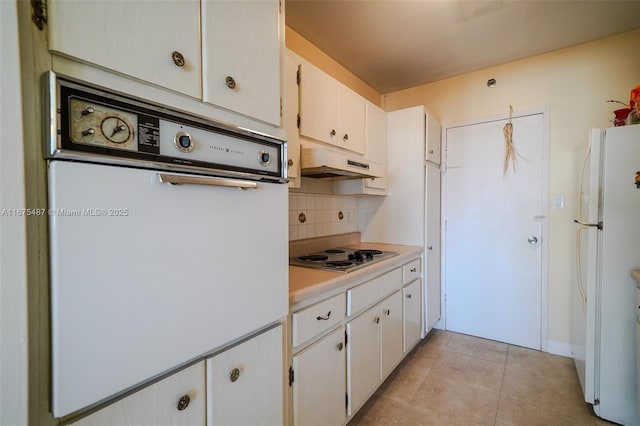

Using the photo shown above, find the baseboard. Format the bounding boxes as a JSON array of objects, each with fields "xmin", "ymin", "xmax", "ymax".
[{"xmin": 546, "ymin": 340, "xmax": 573, "ymax": 358}]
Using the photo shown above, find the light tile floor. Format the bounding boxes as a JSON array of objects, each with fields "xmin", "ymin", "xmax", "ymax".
[{"xmin": 349, "ymin": 330, "xmax": 617, "ymax": 426}]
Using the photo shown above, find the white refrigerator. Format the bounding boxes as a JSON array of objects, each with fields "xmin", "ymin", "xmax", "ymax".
[{"xmin": 572, "ymin": 125, "xmax": 640, "ymax": 425}]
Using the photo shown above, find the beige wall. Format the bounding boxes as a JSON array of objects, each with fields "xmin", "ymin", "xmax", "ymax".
[
  {"xmin": 384, "ymin": 29, "xmax": 640, "ymax": 348},
  {"xmin": 285, "ymin": 26, "xmax": 382, "ymax": 106}
]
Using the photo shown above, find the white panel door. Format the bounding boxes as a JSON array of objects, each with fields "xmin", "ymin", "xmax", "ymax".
[
  {"xmin": 207, "ymin": 325, "xmax": 283, "ymax": 426},
  {"xmin": 444, "ymin": 113, "xmax": 545, "ymax": 349},
  {"xmin": 48, "ymin": 0, "xmax": 201, "ymax": 98},
  {"xmin": 425, "ymin": 162, "xmax": 442, "ymax": 331},
  {"xmin": 380, "ymin": 291, "xmax": 403, "ymax": 379},
  {"xmin": 403, "ymin": 279, "xmax": 422, "ymax": 352},
  {"xmin": 202, "ymin": 0, "xmax": 281, "ymax": 126},
  {"xmin": 292, "ymin": 327, "xmax": 346, "ymax": 426},
  {"xmin": 346, "ymin": 306, "xmax": 380, "ymax": 416}
]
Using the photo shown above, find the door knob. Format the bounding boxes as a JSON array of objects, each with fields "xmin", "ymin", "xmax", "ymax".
[{"xmin": 528, "ymin": 236, "xmax": 538, "ymax": 245}]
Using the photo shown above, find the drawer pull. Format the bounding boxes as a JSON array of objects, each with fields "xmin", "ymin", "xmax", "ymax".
[
  {"xmin": 384, "ymin": 309, "xmax": 390, "ymax": 316},
  {"xmin": 176, "ymin": 394, "xmax": 190, "ymax": 411},
  {"xmin": 171, "ymin": 51, "xmax": 185, "ymax": 67},
  {"xmin": 230, "ymin": 367, "xmax": 240, "ymax": 383},
  {"xmin": 406, "ymin": 293, "xmax": 412, "ymax": 299},
  {"xmin": 410, "ymin": 267, "xmax": 417, "ymax": 272},
  {"xmin": 316, "ymin": 311, "xmax": 331, "ymax": 321},
  {"xmin": 337, "ymin": 342, "xmax": 344, "ymax": 351},
  {"xmin": 375, "ymin": 317, "xmax": 380, "ymax": 324}
]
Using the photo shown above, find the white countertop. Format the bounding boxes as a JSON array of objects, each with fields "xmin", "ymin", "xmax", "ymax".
[{"xmin": 289, "ymin": 242, "xmax": 423, "ymax": 309}]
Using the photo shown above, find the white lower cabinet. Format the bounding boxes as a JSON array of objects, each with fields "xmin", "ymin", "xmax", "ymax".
[
  {"xmin": 206, "ymin": 325, "xmax": 283, "ymax": 426},
  {"xmin": 346, "ymin": 306, "xmax": 380, "ymax": 416},
  {"xmin": 403, "ymin": 279, "xmax": 422, "ymax": 353},
  {"xmin": 292, "ymin": 326, "xmax": 346, "ymax": 426},
  {"xmin": 73, "ymin": 362, "xmax": 205, "ymax": 426},
  {"xmin": 347, "ymin": 291, "xmax": 402, "ymax": 416},
  {"xmin": 73, "ymin": 325, "xmax": 284, "ymax": 426}
]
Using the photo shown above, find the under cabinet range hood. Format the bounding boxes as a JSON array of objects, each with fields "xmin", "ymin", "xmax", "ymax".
[{"xmin": 300, "ymin": 146, "xmax": 383, "ymax": 179}]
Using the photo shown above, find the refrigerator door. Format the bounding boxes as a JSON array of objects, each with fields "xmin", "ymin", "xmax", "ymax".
[
  {"xmin": 595, "ymin": 125, "xmax": 640, "ymax": 425},
  {"xmin": 572, "ymin": 129, "xmax": 601, "ymax": 404}
]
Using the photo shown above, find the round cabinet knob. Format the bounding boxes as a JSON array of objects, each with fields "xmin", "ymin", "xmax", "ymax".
[
  {"xmin": 171, "ymin": 51, "xmax": 186, "ymax": 67},
  {"xmin": 337, "ymin": 342, "xmax": 344, "ymax": 351},
  {"xmin": 230, "ymin": 367, "xmax": 240, "ymax": 383},
  {"xmin": 258, "ymin": 150, "xmax": 271, "ymax": 166},
  {"xmin": 287, "ymin": 159, "xmax": 294, "ymax": 167},
  {"xmin": 406, "ymin": 293, "xmax": 412, "ymax": 299},
  {"xmin": 528, "ymin": 236, "xmax": 538, "ymax": 245},
  {"xmin": 343, "ymin": 134, "xmax": 349, "ymax": 142},
  {"xmin": 329, "ymin": 129, "xmax": 336, "ymax": 137},
  {"xmin": 174, "ymin": 131, "xmax": 193, "ymax": 153},
  {"xmin": 176, "ymin": 394, "xmax": 190, "ymax": 411},
  {"xmin": 385, "ymin": 309, "xmax": 391, "ymax": 316},
  {"xmin": 429, "ymin": 149, "xmax": 435, "ymax": 154},
  {"xmin": 375, "ymin": 317, "xmax": 380, "ymax": 324},
  {"xmin": 81, "ymin": 107, "xmax": 95, "ymax": 116},
  {"xmin": 226, "ymin": 76, "xmax": 237, "ymax": 90}
]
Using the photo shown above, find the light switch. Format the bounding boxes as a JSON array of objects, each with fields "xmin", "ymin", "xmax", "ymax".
[{"xmin": 553, "ymin": 195, "xmax": 565, "ymax": 210}]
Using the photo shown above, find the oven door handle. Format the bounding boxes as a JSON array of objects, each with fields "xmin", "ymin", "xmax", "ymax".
[{"xmin": 157, "ymin": 173, "xmax": 258, "ymax": 190}]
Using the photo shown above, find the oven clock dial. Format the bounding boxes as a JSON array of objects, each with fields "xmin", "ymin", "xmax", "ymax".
[{"xmin": 101, "ymin": 117, "xmax": 132, "ymax": 144}]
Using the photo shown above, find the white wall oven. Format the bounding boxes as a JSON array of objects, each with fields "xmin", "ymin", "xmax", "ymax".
[{"xmin": 45, "ymin": 72, "xmax": 288, "ymax": 418}]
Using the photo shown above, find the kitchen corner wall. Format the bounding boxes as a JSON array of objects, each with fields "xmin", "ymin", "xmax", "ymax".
[
  {"xmin": 383, "ymin": 28, "xmax": 640, "ymax": 354},
  {"xmin": 288, "ymin": 193, "xmax": 359, "ymax": 241}
]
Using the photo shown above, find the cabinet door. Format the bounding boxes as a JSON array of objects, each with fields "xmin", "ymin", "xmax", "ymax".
[
  {"xmin": 425, "ymin": 113, "xmax": 442, "ymax": 164},
  {"xmin": 380, "ymin": 291, "xmax": 403, "ymax": 379},
  {"xmin": 346, "ymin": 307, "xmax": 380, "ymax": 416},
  {"xmin": 403, "ymin": 279, "xmax": 422, "ymax": 353},
  {"xmin": 298, "ymin": 63, "xmax": 339, "ymax": 146},
  {"xmin": 284, "ymin": 51, "xmax": 301, "ymax": 187},
  {"xmin": 365, "ymin": 103, "xmax": 387, "ymax": 191},
  {"xmin": 73, "ymin": 362, "xmax": 205, "ymax": 426},
  {"xmin": 48, "ymin": 0, "xmax": 201, "ymax": 98},
  {"xmin": 202, "ymin": 0, "xmax": 281, "ymax": 126},
  {"xmin": 338, "ymin": 87, "xmax": 366, "ymax": 154},
  {"xmin": 206, "ymin": 326, "xmax": 283, "ymax": 426},
  {"xmin": 292, "ymin": 326, "xmax": 346, "ymax": 426},
  {"xmin": 425, "ymin": 164, "xmax": 442, "ymax": 331}
]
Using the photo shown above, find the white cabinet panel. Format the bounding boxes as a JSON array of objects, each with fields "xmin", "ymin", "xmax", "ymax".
[
  {"xmin": 364, "ymin": 103, "xmax": 387, "ymax": 191},
  {"xmin": 48, "ymin": 0, "xmax": 201, "ymax": 98},
  {"xmin": 338, "ymin": 87, "xmax": 366, "ymax": 154},
  {"xmin": 380, "ymin": 268, "xmax": 402, "ymax": 298},
  {"xmin": 403, "ymin": 279, "xmax": 422, "ymax": 353},
  {"xmin": 298, "ymin": 63, "xmax": 365, "ymax": 155},
  {"xmin": 380, "ymin": 291, "xmax": 403, "ymax": 378},
  {"xmin": 426, "ymin": 113, "xmax": 442, "ymax": 165},
  {"xmin": 426, "ymin": 163, "xmax": 442, "ymax": 331},
  {"xmin": 202, "ymin": 0, "xmax": 281, "ymax": 126},
  {"xmin": 347, "ymin": 277, "xmax": 381, "ymax": 317},
  {"xmin": 292, "ymin": 293, "xmax": 346, "ymax": 347},
  {"xmin": 298, "ymin": 63, "xmax": 339, "ymax": 145},
  {"xmin": 292, "ymin": 326, "xmax": 346, "ymax": 426},
  {"xmin": 402, "ymin": 259, "xmax": 421, "ymax": 284},
  {"xmin": 207, "ymin": 326, "xmax": 283, "ymax": 426},
  {"xmin": 284, "ymin": 50, "xmax": 301, "ymax": 187},
  {"xmin": 346, "ymin": 307, "xmax": 380, "ymax": 416},
  {"xmin": 73, "ymin": 362, "xmax": 205, "ymax": 426}
]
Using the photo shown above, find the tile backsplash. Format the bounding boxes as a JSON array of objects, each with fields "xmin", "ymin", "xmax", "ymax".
[{"xmin": 289, "ymin": 193, "xmax": 359, "ymax": 241}]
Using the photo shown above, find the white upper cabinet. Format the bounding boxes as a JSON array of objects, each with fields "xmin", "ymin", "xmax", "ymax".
[
  {"xmin": 202, "ymin": 0, "xmax": 282, "ymax": 126},
  {"xmin": 48, "ymin": 0, "xmax": 201, "ymax": 99},
  {"xmin": 425, "ymin": 113, "xmax": 442, "ymax": 164},
  {"xmin": 298, "ymin": 63, "xmax": 365, "ymax": 154},
  {"xmin": 364, "ymin": 103, "xmax": 387, "ymax": 191},
  {"xmin": 284, "ymin": 50, "xmax": 301, "ymax": 187}
]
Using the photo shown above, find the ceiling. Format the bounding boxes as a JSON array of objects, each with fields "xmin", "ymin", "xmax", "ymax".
[{"xmin": 285, "ymin": 1, "xmax": 640, "ymax": 94}]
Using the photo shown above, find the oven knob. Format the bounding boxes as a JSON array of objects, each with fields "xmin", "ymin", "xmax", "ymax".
[
  {"xmin": 174, "ymin": 131, "xmax": 194, "ymax": 153},
  {"xmin": 258, "ymin": 150, "xmax": 271, "ymax": 166}
]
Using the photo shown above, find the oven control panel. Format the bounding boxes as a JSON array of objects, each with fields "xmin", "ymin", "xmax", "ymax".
[{"xmin": 47, "ymin": 72, "xmax": 287, "ymax": 183}]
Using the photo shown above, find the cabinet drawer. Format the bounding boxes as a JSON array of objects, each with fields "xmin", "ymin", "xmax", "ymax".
[
  {"xmin": 379, "ymin": 268, "xmax": 402, "ymax": 298},
  {"xmin": 347, "ymin": 278, "xmax": 381, "ymax": 316},
  {"xmin": 292, "ymin": 293, "xmax": 346, "ymax": 347},
  {"xmin": 402, "ymin": 259, "xmax": 421, "ymax": 284}
]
